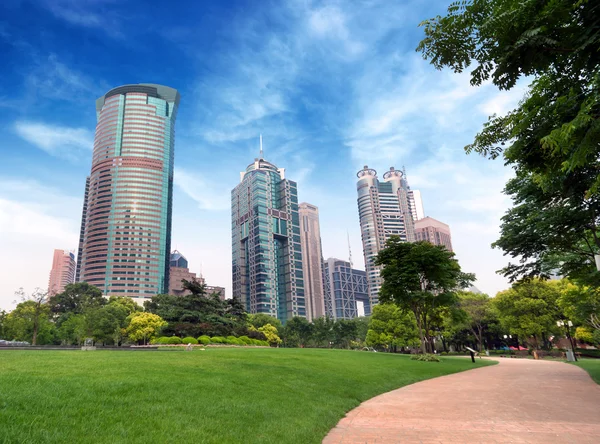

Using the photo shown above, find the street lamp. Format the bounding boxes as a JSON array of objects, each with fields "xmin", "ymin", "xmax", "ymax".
[{"xmin": 557, "ymin": 320, "xmax": 577, "ymax": 362}]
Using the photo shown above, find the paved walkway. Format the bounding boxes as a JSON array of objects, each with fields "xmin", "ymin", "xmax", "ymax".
[{"xmin": 324, "ymin": 358, "xmax": 600, "ymax": 443}]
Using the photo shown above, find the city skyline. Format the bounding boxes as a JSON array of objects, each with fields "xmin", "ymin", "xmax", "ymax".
[{"xmin": 0, "ymin": 0, "xmax": 521, "ymax": 310}]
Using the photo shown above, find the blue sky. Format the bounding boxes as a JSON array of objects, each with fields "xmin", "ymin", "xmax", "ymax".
[{"xmin": 0, "ymin": 0, "xmax": 526, "ymax": 310}]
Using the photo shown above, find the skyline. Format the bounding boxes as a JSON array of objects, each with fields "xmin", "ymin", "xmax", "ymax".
[{"xmin": 0, "ymin": 0, "xmax": 523, "ymax": 310}]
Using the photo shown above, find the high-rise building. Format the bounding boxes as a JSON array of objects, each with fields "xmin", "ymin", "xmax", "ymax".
[
  {"xmin": 299, "ymin": 202, "xmax": 325, "ymax": 321},
  {"xmin": 408, "ymin": 189, "xmax": 425, "ymax": 221},
  {"xmin": 78, "ymin": 84, "xmax": 180, "ymax": 304},
  {"xmin": 48, "ymin": 249, "xmax": 76, "ymax": 295},
  {"xmin": 168, "ymin": 250, "xmax": 225, "ymax": 299},
  {"xmin": 75, "ymin": 176, "xmax": 89, "ymax": 282},
  {"xmin": 231, "ymin": 152, "xmax": 305, "ymax": 322},
  {"xmin": 414, "ymin": 216, "xmax": 453, "ymax": 251},
  {"xmin": 356, "ymin": 165, "xmax": 415, "ymax": 306},
  {"xmin": 322, "ymin": 257, "xmax": 370, "ymax": 319}
]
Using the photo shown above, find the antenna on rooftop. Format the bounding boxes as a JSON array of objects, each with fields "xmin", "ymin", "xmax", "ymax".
[
  {"xmin": 259, "ymin": 134, "xmax": 263, "ymax": 158},
  {"xmin": 347, "ymin": 231, "xmax": 353, "ymax": 269}
]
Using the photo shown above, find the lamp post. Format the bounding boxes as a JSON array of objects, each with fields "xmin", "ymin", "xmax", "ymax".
[{"xmin": 557, "ymin": 320, "xmax": 577, "ymax": 362}]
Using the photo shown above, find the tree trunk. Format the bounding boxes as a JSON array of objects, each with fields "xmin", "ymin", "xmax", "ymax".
[{"xmin": 414, "ymin": 309, "xmax": 427, "ymax": 354}]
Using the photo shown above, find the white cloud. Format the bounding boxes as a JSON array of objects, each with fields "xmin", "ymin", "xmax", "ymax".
[
  {"xmin": 14, "ymin": 121, "xmax": 93, "ymax": 160},
  {"xmin": 41, "ymin": 0, "xmax": 122, "ymax": 38},
  {"xmin": 174, "ymin": 168, "xmax": 231, "ymax": 211},
  {"xmin": 307, "ymin": 5, "xmax": 365, "ymax": 57}
]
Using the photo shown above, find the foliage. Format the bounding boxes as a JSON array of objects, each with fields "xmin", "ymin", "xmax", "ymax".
[
  {"xmin": 492, "ymin": 279, "xmax": 561, "ymax": 349},
  {"xmin": 410, "ymin": 354, "xmax": 440, "ymax": 362},
  {"xmin": 50, "ymin": 283, "xmax": 105, "ymax": 325},
  {"xmin": 593, "ymin": 329, "xmax": 600, "ymax": 346},
  {"xmin": 4, "ymin": 298, "xmax": 55, "ymax": 345},
  {"xmin": 248, "ymin": 313, "xmax": 283, "ymax": 331},
  {"xmin": 574, "ymin": 327, "xmax": 595, "ymax": 344},
  {"xmin": 366, "ymin": 303, "xmax": 419, "ymax": 351},
  {"xmin": 167, "ymin": 336, "xmax": 182, "ymax": 345},
  {"xmin": 311, "ymin": 316, "xmax": 334, "ymax": 347},
  {"xmin": 417, "ymin": 0, "xmax": 600, "ymax": 283},
  {"xmin": 258, "ymin": 324, "xmax": 282, "ymax": 347},
  {"xmin": 238, "ymin": 335, "xmax": 252, "ymax": 345},
  {"xmin": 0, "ymin": 349, "xmax": 493, "ymax": 443},
  {"xmin": 376, "ymin": 238, "xmax": 473, "ymax": 353},
  {"xmin": 210, "ymin": 336, "xmax": 225, "ymax": 344},
  {"xmin": 181, "ymin": 337, "xmax": 198, "ymax": 344},
  {"xmin": 124, "ymin": 312, "xmax": 167, "ymax": 344},
  {"xmin": 57, "ymin": 314, "xmax": 87, "ymax": 345},
  {"xmin": 455, "ymin": 292, "xmax": 494, "ymax": 351},
  {"xmin": 282, "ymin": 316, "xmax": 313, "ymax": 347},
  {"xmin": 556, "ymin": 280, "xmax": 600, "ymax": 328},
  {"xmin": 198, "ymin": 335, "xmax": 211, "ymax": 345}
]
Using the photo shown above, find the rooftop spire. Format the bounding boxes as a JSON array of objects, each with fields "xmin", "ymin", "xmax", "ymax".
[{"xmin": 259, "ymin": 134, "xmax": 263, "ymax": 158}]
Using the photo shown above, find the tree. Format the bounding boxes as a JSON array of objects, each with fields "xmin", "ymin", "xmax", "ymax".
[
  {"xmin": 556, "ymin": 280, "xmax": 600, "ymax": 328},
  {"xmin": 0, "ymin": 310, "xmax": 7, "ymax": 339},
  {"xmin": 258, "ymin": 323, "xmax": 282, "ymax": 347},
  {"xmin": 493, "ymin": 280, "xmax": 562, "ymax": 349},
  {"xmin": 376, "ymin": 239, "xmax": 473, "ymax": 353},
  {"xmin": 107, "ymin": 296, "xmax": 142, "ymax": 315},
  {"xmin": 283, "ymin": 317, "xmax": 313, "ymax": 347},
  {"xmin": 57, "ymin": 314, "xmax": 87, "ymax": 345},
  {"xmin": 50, "ymin": 282, "xmax": 105, "ymax": 325},
  {"xmin": 417, "ymin": 1, "xmax": 600, "ymax": 283},
  {"xmin": 332, "ymin": 319, "xmax": 358, "ymax": 349},
  {"xmin": 124, "ymin": 312, "xmax": 167, "ymax": 345},
  {"xmin": 456, "ymin": 292, "xmax": 494, "ymax": 352},
  {"xmin": 311, "ymin": 316, "xmax": 334, "ymax": 347},
  {"xmin": 248, "ymin": 313, "xmax": 283, "ymax": 331},
  {"xmin": 366, "ymin": 304, "xmax": 419, "ymax": 352},
  {"xmin": 12, "ymin": 288, "xmax": 51, "ymax": 345},
  {"xmin": 87, "ymin": 303, "xmax": 130, "ymax": 345}
]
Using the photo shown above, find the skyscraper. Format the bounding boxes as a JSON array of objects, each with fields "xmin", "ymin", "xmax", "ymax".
[
  {"xmin": 356, "ymin": 166, "xmax": 415, "ymax": 306},
  {"xmin": 231, "ymin": 151, "xmax": 305, "ymax": 322},
  {"xmin": 75, "ymin": 176, "xmax": 89, "ymax": 282},
  {"xmin": 48, "ymin": 249, "xmax": 76, "ymax": 295},
  {"xmin": 78, "ymin": 84, "xmax": 180, "ymax": 303},
  {"xmin": 414, "ymin": 216, "xmax": 453, "ymax": 251},
  {"xmin": 322, "ymin": 257, "xmax": 370, "ymax": 320},
  {"xmin": 408, "ymin": 189, "xmax": 425, "ymax": 221},
  {"xmin": 299, "ymin": 202, "xmax": 325, "ymax": 321}
]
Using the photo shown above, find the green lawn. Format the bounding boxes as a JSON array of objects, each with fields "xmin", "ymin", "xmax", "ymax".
[
  {"xmin": 572, "ymin": 358, "xmax": 600, "ymax": 384},
  {"xmin": 0, "ymin": 348, "xmax": 493, "ymax": 443}
]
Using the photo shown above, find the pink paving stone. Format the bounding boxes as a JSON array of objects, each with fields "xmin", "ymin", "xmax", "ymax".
[{"xmin": 323, "ymin": 358, "xmax": 600, "ymax": 444}]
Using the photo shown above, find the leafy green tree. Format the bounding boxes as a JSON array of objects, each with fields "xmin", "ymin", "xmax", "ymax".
[
  {"xmin": 351, "ymin": 316, "xmax": 370, "ymax": 344},
  {"xmin": 366, "ymin": 304, "xmax": 419, "ymax": 352},
  {"xmin": 417, "ymin": 0, "xmax": 600, "ymax": 283},
  {"xmin": 258, "ymin": 323, "xmax": 282, "ymax": 347},
  {"xmin": 456, "ymin": 292, "xmax": 494, "ymax": 352},
  {"xmin": 332, "ymin": 319, "xmax": 358, "ymax": 349},
  {"xmin": 283, "ymin": 316, "xmax": 313, "ymax": 347},
  {"xmin": 50, "ymin": 282, "xmax": 105, "ymax": 325},
  {"xmin": 376, "ymin": 239, "xmax": 473, "ymax": 353},
  {"xmin": 124, "ymin": 312, "xmax": 167, "ymax": 345},
  {"xmin": 0, "ymin": 310, "xmax": 7, "ymax": 339},
  {"xmin": 107, "ymin": 296, "xmax": 142, "ymax": 315},
  {"xmin": 556, "ymin": 280, "xmax": 600, "ymax": 328},
  {"xmin": 493, "ymin": 280, "xmax": 562, "ymax": 349},
  {"xmin": 311, "ymin": 316, "xmax": 334, "ymax": 347},
  {"xmin": 248, "ymin": 313, "xmax": 283, "ymax": 330},
  {"xmin": 57, "ymin": 314, "xmax": 87, "ymax": 345},
  {"xmin": 4, "ymin": 299, "xmax": 55, "ymax": 345},
  {"xmin": 87, "ymin": 303, "xmax": 130, "ymax": 345}
]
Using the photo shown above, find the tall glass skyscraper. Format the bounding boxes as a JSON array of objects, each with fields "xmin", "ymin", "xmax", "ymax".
[
  {"xmin": 356, "ymin": 166, "xmax": 415, "ymax": 307},
  {"xmin": 78, "ymin": 84, "xmax": 180, "ymax": 303},
  {"xmin": 231, "ymin": 154, "xmax": 305, "ymax": 322},
  {"xmin": 299, "ymin": 202, "xmax": 325, "ymax": 321},
  {"xmin": 322, "ymin": 257, "xmax": 370, "ymax": 320}
]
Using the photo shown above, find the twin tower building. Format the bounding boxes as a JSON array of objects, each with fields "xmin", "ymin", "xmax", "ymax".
[{"xmin": 74, "ymin": 84, "xmax": 452, "ymax": 322}]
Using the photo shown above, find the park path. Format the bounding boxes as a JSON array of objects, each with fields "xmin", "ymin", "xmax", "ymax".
[{"xmin": 323, "ymin": 358, "xmax": 600, "ymax": 443}]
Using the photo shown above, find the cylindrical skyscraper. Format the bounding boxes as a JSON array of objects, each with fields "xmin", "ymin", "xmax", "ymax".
[{"xmin": 78, "ymin": 84, "xmax": 180, "ymax": 302}]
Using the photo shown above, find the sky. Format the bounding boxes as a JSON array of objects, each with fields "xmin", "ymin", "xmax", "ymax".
[{"xmin": 0, "ymin": 0, "xmax": 527, "ymax": 310}]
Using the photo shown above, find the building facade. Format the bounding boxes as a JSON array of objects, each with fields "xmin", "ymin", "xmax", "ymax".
[
  {"xmin": 356, "ymin": 166, "xmax": 415, "ymax": 306},
  {"xmin": 168, "ymin": 251, "xmax": 225, "ymax": 299},
  {"xmin": 78, "ymin": 84, "xmax": 180, "ymax": 303},
  {"xmin": 299, "ymin": 202, "xmax": 325, "ymax": 321},
  {"xmin": 408, "ymin": 189, "xmax": 425, "ymax": 221},
  {"xmin": 322, "ymin": 257, "xmax": 370, "ymax": 319},
  {"xmin": 48, "ymin": 249, "xmax": 76, "ymax": 295},
  {"xmin": 75, "ymin": 176, "xmax": 89, "ymax": 282},
  {"xmin": 231, "ymin": 155, "xmax": 305, "ymax": 322},
  {"xmin": 414, "ymin": 216, "xmax": 453, "ymax": 252}
]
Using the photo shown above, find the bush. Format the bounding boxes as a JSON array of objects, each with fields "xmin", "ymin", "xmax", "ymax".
[
  {"xmin": 260, "ymin": 340, "xmax": 270, "ymax": 347},
  {"xmin": 211, "ymin": 336, "xmax": 224, "ymax": 344},
  {"xmin": 167, "ymin": 336, "xmax": 182, "ymax": 345},
  {"xmin": 225, "ymin": 337, "xmax": 244, "ymax": 345},
  {"xmin": 238, "ymin": 336, "xmax": 252, "ymax": 345},
  {"xmin": 197, "ymin": 335, "xmax": 211, "ymax": 345},
  {"xmin": 181, "ymin": 337, "xmax": 198, "ymax": 344},
  {"xmin": 410, "ymin": 354, "xmax": 440, "ymax": 362},
  {"xmin": 154, "ymin": 336, "xmax": 170, "ymax": 344}
]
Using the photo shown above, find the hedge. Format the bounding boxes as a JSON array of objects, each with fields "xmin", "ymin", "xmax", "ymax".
[
  {"xmin": 167, "ymin": 336, "xmax": 182, "ymax": 345},
  {"xmin": 211, "ymin": 336, "xmax": 225, "ymax": 344},
  {"xmin": 197, "ymin": 335, "xmax": 211, "ymax": 345},
  {"xmin": 181, "ymin": 337, "xmax": 198, "ymax": 344}
]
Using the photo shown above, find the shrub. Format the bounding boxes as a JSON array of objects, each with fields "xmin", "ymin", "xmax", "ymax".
[
  {"xmin": 211, "ymin": 336, "xmax": 224, "ymax": 344},
  {"xmin": 410, "ymin": 354, "xmax": 440, "ymax": 362},
  {"xmin": 154, "ymin": 336, "xmax": 170, "ymax": 344},
  {"xmin": 197, "ymin": 335, "xmax": 211, "ymax": 345},
  {"xmin": 238, "ymin": 336, "xmax": 252, "ymax": 345},
  {"xmin": 167, "ymin": 336, "xmax": 182, "ymax": 345},
  {"xmin": 181, "ymin": 337, "xmax": 198, "ymax": 344},
  {"xmin": 226, "ymin": 336, "xmax": 237, "ymax": 342},
  {"xmin": 226, "ymin": 337, "xmax": 243, "ymax": 345},
  {"xmin": 260, "ymin": 340, "xmax": 270, "ymax": 347}
]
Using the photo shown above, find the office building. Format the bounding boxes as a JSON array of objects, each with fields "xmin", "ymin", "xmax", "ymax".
[
  {"xmin": 322, "ymin": 257, "xmax": 370, "ymax": 319},
  {"xmin": 356, "ymin": 166, "xmax": 415, "ymax": 306},
  {"xmin": 78, "ymin": 84, "xmax": 180, "ymax": 303},
  {"xmin": 414, "ymin": 216, "xmax": 453, "ymax": 251},
  {"xmin": 48, "ymin": 249, "xmax": 76, "ymax": 295},
  {"xmin": 299, "ymin": 202, "xmax": 325, "ymax": 321},
  {"xmin": 75, "ymin": 176, "xmax": 89, "ymax": 282},
  {"xmin": 231, "ymin": 149, "xmax": 305, "ymax": 322},
  {"xmin": 408, "ymin": 189, "xmax": 425, "ymax": 221},
  {"xmin": 168, "ymin": 250, "xmax": 225, "ymax": 300}
]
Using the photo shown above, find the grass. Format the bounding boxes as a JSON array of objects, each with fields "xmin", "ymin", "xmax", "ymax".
[
  {"xmin": 571, "ymin": 358, "xmax": 600, "ymax": 384},
  {"xmin": 0, "ymin": 348, "xmax": 493, "ymax": 443}
]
